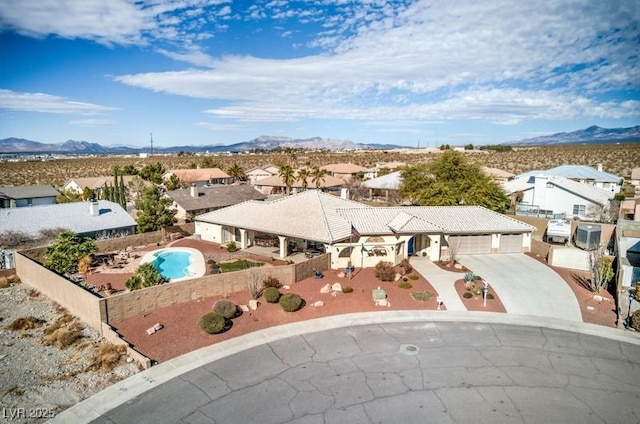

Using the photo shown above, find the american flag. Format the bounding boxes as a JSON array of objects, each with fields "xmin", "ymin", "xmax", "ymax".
[{"xmin": 351, "ymin": 224, "xmax": 361, "ymax": 238}]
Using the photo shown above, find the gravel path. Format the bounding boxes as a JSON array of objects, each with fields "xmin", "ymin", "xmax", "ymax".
[{"xmin": 0, "ymin": 281, "xmax": 139, "ymax": 424}]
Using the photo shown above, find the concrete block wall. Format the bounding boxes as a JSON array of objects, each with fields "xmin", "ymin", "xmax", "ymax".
[
  {"xmin": 15, "ymin": 253, "xmax": 105, "ymax": 332},
  {"xmin": 105, "ymin": 265, "xmax": 295, "ymax": 323},
  {"xmin": 101, "ymin": 321, "xmax": 152, "ymax": 369}
]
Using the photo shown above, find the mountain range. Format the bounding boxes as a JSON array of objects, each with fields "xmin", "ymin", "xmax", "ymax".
[{"xmin": 0, "ymin": 125, "xmax": 638, "ymax": 154}]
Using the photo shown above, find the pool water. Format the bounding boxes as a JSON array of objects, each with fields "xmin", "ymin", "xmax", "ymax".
[{"xmin": 150, "ymin": 251, "xmax": 193, "ymax": 280}]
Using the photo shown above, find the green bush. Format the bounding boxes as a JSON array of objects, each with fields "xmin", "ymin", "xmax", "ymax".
[
  {"xmin": 263, "ymin": 287, "xmax": 281, "ymax": 303},
  {"xmin": 630, "ymin": 310, "xmax": 640, "ymax": 332},
  {"xmin": 226, "ymin": 241, "xmax": 237, "ymax": 252},
  {"xmin": 411, "ymin": 291, "xmax": 434, "ymax": 302},
  {"xmin": 463, "ymin": 292, "xmax": 473, "ymax": 299},
  {"xmin": 398, "ymin": 281, "xmax": 412, "ymax": 289},
  {"xmin": 375, "ymin": 261, "xmax": 396, "ymax": 282},
  {"xmin": 408, "ymin": 274, "xmax": 419, "ymax": 281},
  {"xmin": 199, "ymin": 312, "xmax": 226, "ymax": 334},
  {"xmin": 279, "ymin": 293, "xmax": 303, "ymax": 312},
  {"xmin": 212, "ymin": 299, "xmax": 238, "ymax": 319},
  {"xmin": 486, "ymin": 293, "xmax": 495, "ymax": 300},
  {"xmin": 463, "ymin": 271, "xmax": 475, "ymax": 283},
  {"xmin": 262, "ymin": 276, "xmax": 282, "ymax": 289},
  {"xmin": 342, "ymin": 285, "xmax": 354, "ymax": 293}
]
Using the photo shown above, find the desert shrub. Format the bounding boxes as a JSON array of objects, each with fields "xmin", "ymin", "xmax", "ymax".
[
  {"xmin": 90, "ymin": 343, "xmax": 127, "ymax": 373},
  {"xmin": 199, "ymin": 312, "xmax": 227, "ymax": 334},
  {"xmin": 226, "ymin": 241, "xmax": 237, "ymax": 252},
  {"xmin": 411, "ymin": 291, "xmax": 434, "ymax": 302},
  {"xmin": 375, "ymin": 261, "xmax": 396, "ymax": 282},
  {"xmin": 408, "ymin": 274, "xmax": 419, "ymax": 280},
  {"xmin": 398, "ymin": 281, "xmax": 413, "ymax": 289},
  {"xmin": 486, "ymin": 293, "xmax": 495, "ymax": 300},
  {"xmin": 401, "ymin": 258, "xmax": 413, "ymax": 274},
  {"xmin": 4, "ymin": 316, "xmax": 46, "ymax": 331},
  {"xmin": 463, "ymin": 292, "xmax": 473, "ymax": 299},
  {"xmin": 262, "ymin": 276, "xmax": 282, "ymax": 289},
  {"xmin": 263, "ymin": 287, "xmax": 281, "ymax": 303},
  {"xmin": 212, "ymin": 299, "xmax": 238, "ymax": 319},
  {"xmin": 0, "ymin": 277, "xmax": 9, "ymax": 289},
  {"xmin": 43, "ymin": 313, "xmax": 74, "ymax": 335},
  {"xmin": 8, "ymin": 274, "xmax": 20, "ymax": 284},
  {"xmin": 464, "ymin": 271, "xmax": 475, "ymax": 282},
  {"xmin": 42, "ymin": 320, "xmax": 83, "ymax": 348},
  {"xmin": 279, "ymin": 293, "xmax": 303, "ymax": 312},
  {"xmin": 630, "ymin": 310, "xmax": 640, "ymax": 332},
  {"xmin": 207, "ymin": 258, "xmax": 216, "ymax": 265},
  {"xmin": 342, "ymin": 285, "xmax": 354, "ymax": 293}
]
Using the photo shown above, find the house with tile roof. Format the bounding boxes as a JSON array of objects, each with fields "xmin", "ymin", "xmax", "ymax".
[
  {"xmin": 630, "ymin": 167, "xmax": 640, "ymax": 187},
  {"xmin": 63, "ymin": 176, "xmax": 146, "ymax": 197},
  {"xmin": 195, "ymin": 190, "xmax": 534, "ymax": 269},
  {"xmin": 167, "ymin": 184, "xmax": 266, "ymax": 221},
  {"xmin": 321, "ymin": 163, "xmax": 372, "ymax": 182},
  {"xmin": 0, "ymin": 185, "xmax": 60, "ymax": 208},
  {"xmin": 0, "ymin": 200, "xmax": 136, "ymax": 239},
  {"xmin": 253, "ymin": 174, "xmax": 346, "ymax": 195},
  {"xmin": 516, "ymin": 164, "xmax": 622, "ymax": 193},
  {"xmin": 162, "ymin": 168, "xmax": 233, "ymax": 186},
  {"xmin": 503, "ymin": 175, "xmax": 615, "ymax": 220},
  {"xmin": 245, "ymin": 164, "xmax": 279, "ymax": 185}
]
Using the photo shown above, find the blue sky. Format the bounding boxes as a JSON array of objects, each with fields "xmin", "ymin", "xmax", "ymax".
[{"xmin": 0, "ymin": 0, "xmax": 638, "ymax": 148}]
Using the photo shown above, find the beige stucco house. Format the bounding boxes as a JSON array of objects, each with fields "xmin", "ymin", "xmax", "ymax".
[{"xmin": 195, "ymin": 190, "xmax": 534, "ymax": 270}]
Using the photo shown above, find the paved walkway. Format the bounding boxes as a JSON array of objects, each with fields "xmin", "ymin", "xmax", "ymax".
[
  {"xmin": 459, "ymin": 254, "xmax": 583, "ymax": 322},
  {"xmin": 410, "ymin": 256, "xmax": 466, "ymax": 311},
  {"xmin": 53, "ymin": 312, "xmax": 640, "ymax": 424}
]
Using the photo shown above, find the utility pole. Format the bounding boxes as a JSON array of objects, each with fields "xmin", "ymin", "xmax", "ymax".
[{"xmin": 149, "ymin": 133, "xmax": 154, "ymax": 156}]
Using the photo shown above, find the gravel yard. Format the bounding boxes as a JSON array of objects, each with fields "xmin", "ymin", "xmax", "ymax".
[{"xmin": 0, "ymin": 280, "xmax": 139, "ymax": 424}]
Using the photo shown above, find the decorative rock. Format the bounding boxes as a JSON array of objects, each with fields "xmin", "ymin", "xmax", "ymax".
[
  {"xmin": 249, "ymin": 299, "xmax": 259, "ymax": 310},
  {"xmin": 126, "ymin": 357, "xmax": 134, "ymax": 363},
  {"xmin": 239, "ymin": 304, "xmax": 250, "ymax": 312},
  {"xmin": 320, "ymin": 283, "xmax": 332, "ymax": 294},
  {"xmin": 146, "ymin": 327, "xmax": 156, "ymax": 335},
  {"xmin": 331, "ymin": 282, "xmax": 342, "ymax": 292},
  {"xmin": 394, "ymin": 273, "xmax": 402, "ymax": 281},
  {"xmin": 337, "ymin": 272, "xmax": 345, "ymax": 278},
  {"xmin": 375, "ymin": 299, "xmax": 391, "ymax": 307},
  {"xmin": 313, "ymin": 301, "xmax": 325, "ymax": 307},
  {"xmin": 153, "ymin": 323, "xmax": 163, "ymax": 331},
  {"xmin": 586, "ymin": 306, "xmax": 595, "ymax": 311},
  {"xmin": 454, "ymin": 263, "xmax": 463, "ymax": 270},
  {"xmin": 593, "ymin": 295, "xmax": 603, "ymax": 302},
  {"xmin": 282, "ymin": 285, "xmax": 291, "ymax": 290}
]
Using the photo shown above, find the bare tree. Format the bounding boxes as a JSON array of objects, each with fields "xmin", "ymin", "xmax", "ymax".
[
  {"xmin": 586, "ymin": 203, "xmax": 611, "ymax": 223},
  {"xmin": 588, "ymin": 246, "xmax": 614, "ymax": 293},
  {"xmin": 246, "ymin": 268, "xmax": 262, "ymax": 300},
  {"xmin": 447, "ymin": 237, "xmax": 461, "ymax": 264}
]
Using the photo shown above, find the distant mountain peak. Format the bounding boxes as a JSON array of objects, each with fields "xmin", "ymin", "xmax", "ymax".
[{"xmin": 509, "ymin": 125, "xmax": 640, "ymax": 146}]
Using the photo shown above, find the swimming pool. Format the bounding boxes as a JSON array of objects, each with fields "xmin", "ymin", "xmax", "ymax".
[{"xmin": 140, "ymin": 247, "xmax": 206, "ymax": 282}]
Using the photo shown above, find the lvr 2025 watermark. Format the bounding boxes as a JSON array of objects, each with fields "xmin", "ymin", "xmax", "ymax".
[{"xmin": 2, "ymin": 408, "xmax": 56, "ymax": 420}]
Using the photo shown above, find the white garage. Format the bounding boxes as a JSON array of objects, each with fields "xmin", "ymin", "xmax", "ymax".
[
  {"xmin": 499, "ymin": 234, "xmax": 524, "ymax": 253},
  {"xmin": 448, "ymin": 235, "xmax": 492, "ymax": 255}
]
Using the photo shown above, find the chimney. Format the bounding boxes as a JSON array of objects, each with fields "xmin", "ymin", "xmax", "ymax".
[
  {"xmin": 190, "ymin": 184, "xmax": 198, "ymax": 198},
  {"xmin": 597, "ymin": 163, "xmax": 603, "ymax": 172},
  {"xmin": 90, "ymin": 200, "xmax": 99, "ymax": 216},
  {"xmin": 340, "ymin": 187, "xmax": 350, "ymax": 200}
]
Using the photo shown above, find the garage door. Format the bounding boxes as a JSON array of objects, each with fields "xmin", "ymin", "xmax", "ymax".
[
  {"xmin": 448, "ymin": 235, "xmax": 491, "ymax": 255},
  {"xmin": 499, "ymin": 234, "xmax": 523, "ymax": 253}
]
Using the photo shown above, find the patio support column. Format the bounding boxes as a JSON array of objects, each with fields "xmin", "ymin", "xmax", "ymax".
[
  {"xmin": 368, "ymin": 188, "xmax": 373, "ymax": 200},
  {"xmin": 239, "ymin": 229, "xmax": 248, "ymax": 249},
  {"xmin": 278, "ymin": 235, "xmax": 287, "ymax": 258}
]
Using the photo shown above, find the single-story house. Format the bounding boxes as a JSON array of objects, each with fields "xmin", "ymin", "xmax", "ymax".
[
  {"xmin": 0, "ymin": 200, "xmax": 137, "ymax": 239},
  {"xmin": 365, "ymin": 162, "xmax": 407, "ymax": 179},
  {"xmin": 63, "ymin": 176, "xmax": 143, "ymax": 196},
  {"xmin": 162, "ymin": 168, "xmax": 233, "ymax": 186},
  {"xmin": 0, "ymin": 185, "xmax": 60, "ymax": 208},
  {"xmin": 321, "ymin": 163, "xmax": 372, "ymax": 182},
  {"xmin": 630, "ymin": 167, "xmax": 640, "ymax": 186},
  {"xmin": 504, "ymin": 175, "xmax": 615, "ymax": 220},
  {"xmin": 516, "ymin": 164, "xmax": 622, "ymax": 193},
  {"xmin": 167, "ymin": 184, "xmax": 266, "ymax": 221},
  {"xmin": 253, "ymin": 174, "xmax": 346, "ymax": 195},
  {"xmin": 482, "ymin": 167, "xmax": 515, "ymax": 183},
  {"xmin": 361, "ymin": 171, "xmax": 403, "ymax": 202},
  {"xmin": 195, "ymin": 190, "xmax": 534, "ymax": 270},
  {"xmin": 246, "ymin": 165, "xmax": 279, "ymax": 185},
  {"xmin": 620, "ymin": 199, "xmax": 640, "ymax": 221},
  {"xmin": 614, "ymin": 220, "xmax": 640, "ymax": 322}
]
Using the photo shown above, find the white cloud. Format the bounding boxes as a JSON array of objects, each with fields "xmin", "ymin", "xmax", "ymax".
[{"xmin": 0, "ymin": 89, "xmax": 119, "ymax": 115}]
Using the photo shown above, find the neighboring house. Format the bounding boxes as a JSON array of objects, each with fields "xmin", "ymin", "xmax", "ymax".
[
  {"xmin": 630, "ymin": 167, "xmax": 640, "ymax": 186},
  {"xmin": 504, "ymin": 175, "xmax": 615, "ymax": 220},
  {"xmin": 162, "ymin": 168, "xmax": 233, "ymax": 186},
  {"xmin": 167, "ymin": 184, "xmax": 266, "ymax": 221},
  {"xmin": 246, "ymin": 165, "xmax": 279, "ymax": 185},
  {"xmin": 0, "ymin": 185, "xmax": 59, "ymax": 208},
  {"xmin": 482, "ymin": 167, "xmax": 515, "ymax": 183},
  {"xmin": 195, "ymin": 190, "xmax": 534, "ymax": 269},
  {"xmin": 63, "ymin": 176, "xmax": 143, "ymax": 196},
  {"xmin": 253, "ymin": 174, "xmax": 346, "ymax": 195},
  {"xmin": 516, "ymin": 164, "xmax": 622, "ymax": 193},
  {"xmin": 364, "ymin": 162, "xmax": 406, "ymax": 179},
  {"xmin": 614, "ymin": 220, "xmax": 640, "ymax": 323},
  {"xmin": 321, "ymin": 163, "xmax": 372, "ymax": 182},
  {"xmin": 620, "ymin": 199, "xmax": 640, "ymax": 221},
  {"xmin": 0, "ymin": 200, "xmax": 136, "ymax": 239}
]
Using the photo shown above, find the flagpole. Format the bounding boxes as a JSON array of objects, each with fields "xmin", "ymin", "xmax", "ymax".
[{"xmin": 348, "ymin": 222, "xmax": 353, "ymax": 282}]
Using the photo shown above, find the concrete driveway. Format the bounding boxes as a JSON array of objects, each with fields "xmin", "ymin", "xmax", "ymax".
[{"xmin": 458, "ymin": 254, "xmax": 582, "ymax": 322}]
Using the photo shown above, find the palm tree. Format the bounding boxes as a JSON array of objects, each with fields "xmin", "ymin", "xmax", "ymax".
[
  {"xmin": 227, "ymin": 163, "xmax": 245, "ymax": 183},
  {"xmin": 279, "ymin": 165, "xmax": 295, "ymax": 195},
  {"xmin": 311, "ymin": 166, "xmax": 328, "ymax": 189},
  {"xmin": 296, "ymin": 168, "xmax": 310, "ymax": 191}
]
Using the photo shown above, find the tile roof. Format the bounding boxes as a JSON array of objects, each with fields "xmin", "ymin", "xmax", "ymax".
[
  {"xmin": 254, "ymin": 174, "xmax": 345, "ymax": 188},
  {"xmin": 503, "ymin": 176, "xmax": 614, "ymax": 205},
  {"xmin": 65, "ymin": 176, "xmax": 142, "ymax": 190},
  {"xmin": 321, "ymin": 163, "xmax": 372, "ymax": 174},
  {"xmin": 167, "ymin": 185, "xmax": 266, "ymax": 212},
  {"xmin": 197, "ymin": 191, "xmax": 534, "ymax": 244},
  {"xmin": 0, "ymin": 200, "xmax": 136, "ymax": 237},
  {"xmin": 164, "ymin": 168, "xmax": 231, "ymax": 182},
  {"xmin": 481, "ymin": 167, "xmax": 514, "ymax": 179},
  {"xmin": 0, "ymin": 185, "xmax": 60, "ymax": 199},
  {"xmin": 517, "ymin": 165, "xmax": 621, "ymax": 183}
]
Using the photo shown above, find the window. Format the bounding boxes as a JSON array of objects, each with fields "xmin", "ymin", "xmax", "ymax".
[{"xmin": 572, "ymin": 204, "xmax": 586, "ymax": 216}]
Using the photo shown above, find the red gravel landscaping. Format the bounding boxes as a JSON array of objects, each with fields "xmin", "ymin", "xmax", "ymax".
[{"xmin": 454, "ymin": 278, "xmax": 507, "ymax": 313}]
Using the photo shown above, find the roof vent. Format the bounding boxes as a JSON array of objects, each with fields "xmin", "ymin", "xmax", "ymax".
[{"xmin": 90, "ymin": 201, "xmax": 99, "ymax": 216}]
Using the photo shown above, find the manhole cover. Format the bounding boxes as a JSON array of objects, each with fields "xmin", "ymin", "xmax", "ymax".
[{"xmin": 399, "ymin": 344, "xmax": 420, "ymax": 356}]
